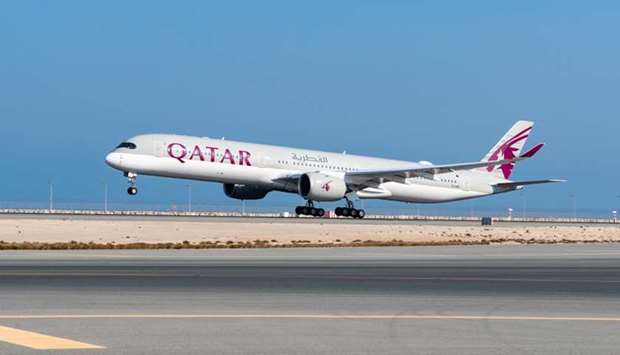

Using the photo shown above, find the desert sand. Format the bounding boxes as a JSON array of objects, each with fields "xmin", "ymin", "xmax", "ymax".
[{"xmin": 1, "ymin": 217, "xmax": 619, "ymax": 248}]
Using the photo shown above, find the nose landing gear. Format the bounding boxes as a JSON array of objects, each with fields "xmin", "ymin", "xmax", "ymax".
[
  {"xmin": 295, "ymin": 201, "xmax": 325, "ymax": 217},
  {"xmin": 125, "ymin": 172, "xmax": 138, "ymax": 196}
]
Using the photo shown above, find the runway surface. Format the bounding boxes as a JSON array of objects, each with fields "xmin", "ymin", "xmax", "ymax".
[{"xmin": 1, "ymin": 245, "xmax": 620, "ymax": 354}]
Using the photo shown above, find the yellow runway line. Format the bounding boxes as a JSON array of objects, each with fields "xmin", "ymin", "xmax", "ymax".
[{"xmin": 0, "ymin": 325, "xmax": 104, "ymax": 350}]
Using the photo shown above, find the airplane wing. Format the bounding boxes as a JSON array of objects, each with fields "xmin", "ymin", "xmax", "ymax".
[
  {"xmin": 345, "ymin": 144, "xmax": 545, "ymax": 187},
  {"xmin": 345, "ymin": 159, "xmax": 512, "ymax": 186},
  {"xmin": 493, "ymin": 179, "xmax": 566, "ymax": 189},
  {"xmin": 269, "ymin": 142, "xmax": 551, "ymax": 192}
]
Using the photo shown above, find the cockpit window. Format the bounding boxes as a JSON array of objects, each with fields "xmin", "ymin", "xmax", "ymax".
[{"xmin": 116, "ymin": 142, "xmax": 137, "ymax": 149}]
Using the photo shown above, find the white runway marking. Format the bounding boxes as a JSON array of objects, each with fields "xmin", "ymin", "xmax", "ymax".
[
  {"xmin": 1, "ymin": 314, "xmax": 620, "ymax": 322},
  {"xmin": 0, "ymin": 325, "xmax": 104, "ymax": 350},
  {"xmin": 1, "ymin": 273, "xmax": 618, "ymax": 284}
]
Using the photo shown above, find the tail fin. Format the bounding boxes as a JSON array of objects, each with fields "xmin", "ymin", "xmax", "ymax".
[{"xmin": 481, "ymin": 120, "xmax": 534, "ymax": 179}]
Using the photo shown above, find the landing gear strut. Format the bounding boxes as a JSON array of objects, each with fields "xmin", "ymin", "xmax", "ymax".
[
  {"xmin": 295, "ymin": 201, "xmax": 325, "ymax": 217},
  {"xmin": 335, "ymin": 198, "xmax": 366, "ymax": 219},
  {"xmin": 125, "ymin": 172, "xmax": 138, "ymax": 196}
]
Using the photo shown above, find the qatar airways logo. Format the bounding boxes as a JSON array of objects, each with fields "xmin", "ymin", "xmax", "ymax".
[
  {"xmin": 486, "ymin": 126, "xmax": 531, "ymax": 179},
  {"xmin": 167, "ymin": 143, "xmax": 252, "ymax": 166},
  {"xmin": 321, "ymin": 181, "xmax": 332, "ymax": 192}
]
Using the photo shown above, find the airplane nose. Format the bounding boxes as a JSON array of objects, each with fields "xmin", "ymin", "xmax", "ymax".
[{"xmin": 105, "ymin": 152, "xmax": 123, "ymax": 169}]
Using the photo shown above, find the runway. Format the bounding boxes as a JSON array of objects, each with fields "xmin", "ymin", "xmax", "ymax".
[{"xmin": 1, "ymin": 245, "xmax": 620, "ymax": 354}]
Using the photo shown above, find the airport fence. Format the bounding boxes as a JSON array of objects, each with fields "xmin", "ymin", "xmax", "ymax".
[
  {"xmin": 0, "ymin": 200, "xmax": 615, "ymax": 220},
  {"xmin": 1, "ymin": 208, "xmax": 618, "ymax": 225}
]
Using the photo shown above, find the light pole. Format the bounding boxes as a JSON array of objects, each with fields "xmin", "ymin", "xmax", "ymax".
[
  {"xmin": 48, "ymin": 180, "xmax": 54, "ymax": 212},
  {"xmin": 521, "ymin": 192, "xmax": 527, "ymax": 219},
  {"xmin": 615, "ymin": 195, "xmax": 620, "ymax": 223},
  {"xmin": 569, "ymin": 194, "xmax": 577, "ymax": 220},
  {"xmin": 187, "ymin": 184, "xmax": 192, "ymax": 213},
  {"xmin": 508, "ymin": 208, "xmax": 513, "ymax": 220},
  {"xmin": 103, "ymin": 181, "xmax": 108, "ymax": 212}
]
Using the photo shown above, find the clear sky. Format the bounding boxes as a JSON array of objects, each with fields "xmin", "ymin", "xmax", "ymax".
[{"xmin": 1, "ymin": 1, "xmax": 618, "ymax": 214}]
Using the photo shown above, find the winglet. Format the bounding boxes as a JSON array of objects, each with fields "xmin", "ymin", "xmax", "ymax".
[{"xmin": 520, "ymin": 143, "xmax": 544, "ymax": 158}]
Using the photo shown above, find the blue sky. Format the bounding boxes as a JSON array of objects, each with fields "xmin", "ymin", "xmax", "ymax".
[{"xmin": 1, "ymin": 1, "xmax": 618, "ymax": 214}]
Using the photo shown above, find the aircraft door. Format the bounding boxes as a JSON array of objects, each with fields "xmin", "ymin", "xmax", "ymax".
[
  {"xmin": 258, "ymin": 150, "xmax": 275, "ymax": 168},
  {"xmin": 459, "ymin": 173, "xmax": 470, "ymax": 191},
  {"xmin": 153, "ymin": 141, "xmax": 165, "ymax": 157}
]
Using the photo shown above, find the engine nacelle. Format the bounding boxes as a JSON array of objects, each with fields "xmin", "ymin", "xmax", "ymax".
[
  {"xmin": 298, "ymin": 173, "xmax": 347, "ymax": 201},
  {"xmin": 223, "ymin": 184, "xmax": 270, "ymax": 200}
]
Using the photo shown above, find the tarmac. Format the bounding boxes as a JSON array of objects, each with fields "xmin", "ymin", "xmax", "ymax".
[{"xmin": 0, "ymin": 245, "xmax": 619, "ymax": 354}]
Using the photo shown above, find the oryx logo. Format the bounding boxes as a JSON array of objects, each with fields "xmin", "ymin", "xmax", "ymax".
[
  {"xmin": 486, "ymin": 126, "xmax": 531, "ymax": 179},
  {"xmin": 321, "ymin": 181, "xmax": 332, "ymax": 192}
]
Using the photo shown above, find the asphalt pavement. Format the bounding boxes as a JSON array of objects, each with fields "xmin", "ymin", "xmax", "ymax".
[{"xmin": 0, "ymin": 245, "xmax": 619, "ymax": 354}]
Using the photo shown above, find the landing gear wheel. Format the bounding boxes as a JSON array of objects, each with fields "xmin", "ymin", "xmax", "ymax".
[
  {"xmin": 295, "ymin": 201, "xmax": 324, "ymax": 217},
  {"xmin": 125, "ymin": 172, "xmax": 138, "ymax": 196},
  {"xmin": 336, "ymin": 197, "xmax": 366, "ymax": 218}
]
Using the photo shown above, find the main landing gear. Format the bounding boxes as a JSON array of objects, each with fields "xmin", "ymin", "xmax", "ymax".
[
  {"xmin": 295, "ymin": 199, "xmax": 366, "ymax": 219},
  {"xmin": 335, "ymin": 198, "xmax": 366, "ymax": 219},
  {"xmin": 125, "ymin": 172, "xmax": 138, "ymax": 196},
  {"xmin": 295, "ymin": 201, "xmax": 325, "ymax": 217}
]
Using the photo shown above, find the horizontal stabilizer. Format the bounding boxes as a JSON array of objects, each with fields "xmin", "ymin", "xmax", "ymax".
[
  {"xmin": 519, "ymin": 143, "xmax": 544, "ymax": 158},
  {"xmin": 493, "ymin": 179, "xmax": 566, "ymax": 189}
]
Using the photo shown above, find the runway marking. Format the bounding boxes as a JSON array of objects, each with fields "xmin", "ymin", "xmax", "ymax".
[
  {"xmin": 1, "ymin": 314, "xmax": 620, "ymax": 322},
  {"xmin": 1, "ymin": 273, "xmax": 619, "ymax": 284},
  {"xmin": 0, "ymin": 325, "xmax": 104, "ymax": 350},
  {"xmin": 365, "ymin": 276, "xmax": 620, "ymax": 284}
]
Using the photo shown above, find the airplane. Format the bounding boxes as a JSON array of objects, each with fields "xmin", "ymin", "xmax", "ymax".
[{"xmin": 105, "ymin": 120, "xmax": 563, "ymax": 218}]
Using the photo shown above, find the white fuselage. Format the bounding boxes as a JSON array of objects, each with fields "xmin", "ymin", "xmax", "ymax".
[{"xmin": 105, "ymin": 134, "xmax": 507, "ymax": 203}]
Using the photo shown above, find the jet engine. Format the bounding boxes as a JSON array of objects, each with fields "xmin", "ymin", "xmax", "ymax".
[
  {"xmin": 298, "ymin": 173, "xmax": 347, "ymax": 201},
  {"xmin": 223, "ymin": 184, "xmax": 270, "ymax": 200}
]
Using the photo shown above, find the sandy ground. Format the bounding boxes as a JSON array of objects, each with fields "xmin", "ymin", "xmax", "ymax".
[{"xmin": 1, "ymin": 217, "xmax": 619, "ymax": 246}]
